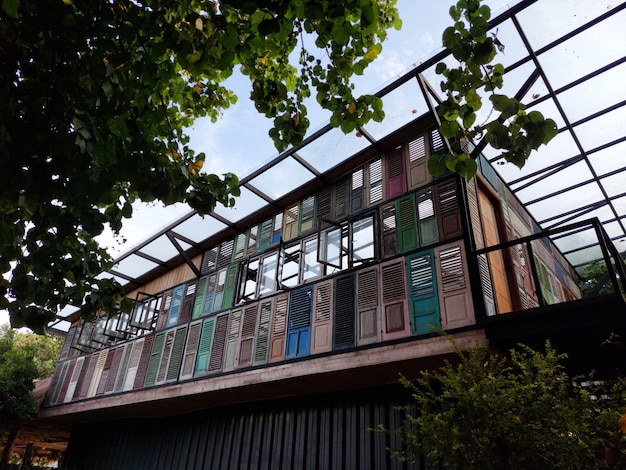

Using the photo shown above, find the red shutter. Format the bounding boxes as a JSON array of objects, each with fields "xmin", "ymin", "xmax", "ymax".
[{"xmin": 385, "ymin": 147, "xmax": 406, "ymax": 199}]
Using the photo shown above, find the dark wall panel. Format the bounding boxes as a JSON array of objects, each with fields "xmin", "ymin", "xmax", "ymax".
[{"xmin": 62, "ymin": 386, "xmax": 423, "ymax": 470}]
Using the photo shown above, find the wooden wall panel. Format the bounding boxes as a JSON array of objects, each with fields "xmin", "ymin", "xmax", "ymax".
[{"xmin": 125, "ymin": 254, "xmax": 202, "ymax": 299}]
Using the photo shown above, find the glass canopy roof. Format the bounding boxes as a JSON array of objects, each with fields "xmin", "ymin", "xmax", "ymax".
[{"xmin": 48, "ymin": 0, "xmax": 626, "ymax": 331}]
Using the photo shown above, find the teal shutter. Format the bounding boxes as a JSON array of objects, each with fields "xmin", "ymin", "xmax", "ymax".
[
  {"xmin": 407, "ymin": 249, "xmax": 441, "ymax": 335},
  {"xmin": 396, "ymin": 194, "xmax": 418, "ymax": 253},
  {"xmin": 166, "ymin": 284, "xmax": 185, "ymax": 327},
  {"xmin": 221, "ymin": 264, "xmax": 238, "ymax": 309},
  {"xmin": 256, "ymin": 218, "xmax": 273, "ymax": 252},
  {"xmin": 143, "ymin": 331, "xmax": 165, "ymax": 387},
  {"xmin": 192, "ymin": 276, "xmax": 210, "ymax": 319},
  {"xmin": 194, "ymin": 317, "xmax": 216, "ymax": 375}
]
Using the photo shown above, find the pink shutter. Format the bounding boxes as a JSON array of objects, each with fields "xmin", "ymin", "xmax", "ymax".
[{"xmin": 385, "ymin": 147, "xmax": 406, "ymax": 199}]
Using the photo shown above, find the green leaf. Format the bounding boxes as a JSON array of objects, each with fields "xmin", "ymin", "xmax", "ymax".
[
  {"xmin": 440, "ymin": 120, "xmax": 459, "ymax": 139},
  {"xmin": 2, "ymin": 0, "xmax": 20, "ymax": 18},
  {"xmin": 427, "ymin": 154, "xmax": 448, "ymax": 177}
]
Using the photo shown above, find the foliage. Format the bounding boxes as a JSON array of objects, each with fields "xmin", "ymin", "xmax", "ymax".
[
  {"xmin": 430, "ymin": 0, "xmax": 558, "ymax": 179},
  {"xmin": 0, "ymin": 0, "xmax": 400, "ymax": 331},
  {"xmin": 4, "ymin": 325, "xmax": 63, "ymax": 378},
  {"xmin": 384, "ymin": 340, "xmax": 626, "ymax": 469},
  {"xmin": 580, "ymin": 260, "xmax": 615, "ymax": 297},
  {"xmin": 0, "ymin": 326, "xmax": 40, "ymax": 438}
]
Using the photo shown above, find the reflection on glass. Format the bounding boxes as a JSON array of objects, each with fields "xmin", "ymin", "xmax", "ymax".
[
  {"xmin": 281, "ymin": 243, "xmax": 300, "ymax": 288},
  {"xmin": 260, "ymin": 253, "xmax": 277, "ymax": 294},
  {"xmin": 352, "ymin": 217, "xmax": 374, "ymax": 266},
  {"xmin": 303, "ymin": 238, "xmax": 321, "ymax": 281},
  {"xmin": 241, "ymin": 259, "xmax": 259, "ymax": 301}
]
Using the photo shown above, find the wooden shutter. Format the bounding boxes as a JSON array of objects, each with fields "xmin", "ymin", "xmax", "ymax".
[
  {"xmin": 103, "ymin": 345, "xmax": 124, "ymax": 394},
  {"xmin": 165, "ymin": 284, "xmax": 185, "ymax": 327},
  {"xmin": 350, "ymin": 168, "xmax": 365, "ymax": 214},
  {"xmin": 385, "ymin": 147, "xmax": 406, "ymax": 199},
  {"xmin": 201, "ymin": 246, "xmax": 219, "ymax": 274},
  {"xmin": 286, "ymin": 286, "xmax": 313, "ymax": 358},
  {"xmin": 367, "ymin": 158, "xmax": 384, "ymax": 206},
  {"xmin": 164, "ymin": 325, "xmax": 188, "ymax": 382},
  {"xmin": 535, "ymin": 256, "xmax": 555, "ymax": 305},
  {"xmin": 58, "ymin": 327, "xmax": 76, "ymax": 362},
  {"xmin": 180, "ymin": 321, "xmax": 202, "ymax": 380},
  {"xmin": 356, "ymin": 267, "xmax": 380, "ymax": 345},
  {"xmin": 221, "ymin": 264, "xmax": 238, "ymax": 310},
  {"xmin": 333, "ymin": 177, "xmax": 350, "ymax": 221},
  {"xmin": 435, "ymin": 243, "xmax": 475, "ymax": 329},
  {"xmin": 217, "ymin": 238, "xmax": 234, "ymax": 269},
  {"xmin": 223, "ymin": 308, "xmax": 242, "ymax": 372},
  {"xmin": 155, "ymin": 289, "xmax": 172, "ymax": 330},
  {"xmin": 417, "ymin": 188, "xmax": 438, "ymax": 246},
  {"xmin": 333, "ymin": 274, "xmax": 355, "ymax": 349},
  {"xmin": 233, "ymin": 231, "xmax": 249, "ymax": 261},
  {"xmin": 155, "ymin": 329, "xmax": 175, "ymax": 385},
  {"xmin": 430, "ymin": 127, "xmax": 446, "ymax": 155},
  {"xmin": 381, "ymin": 202, "xmax": 398, "ymax": 258},
  {"xmin": 72, "ymin": 355, "xmax": 91, "ymax": 401},
  {"xmin": 178, "ymin": 281, "xmax": 196, "ymax": 325},
  {"xmin": 466, "ymin": 177, "xmax": 484, "ymax": 249},
  {"xmin": 46, "ymin": 363, "xmax": 63, "ymax": 406},
  {"xmin": 435, "ymin": 178, "xmax": 462, "ymax": 240},
  {"xmin": 407, "ymin": 250, "xmax": 441, "ymax": 335},
  {"xmin": 95, "ymin": 349, "xmax": 113, "ymax": 396},
  {"xmin": 208, "ymin": 313, "xmax": 229, "ymax": 373},
  {"xmin": 396, "ymin": 194, "xmax": 418, "ymax": 253},
  {"xmin": 407, "ymin": 133, "xmax": 432, "ymax": 189},
  {"xmin": 253, "ymin": 299, "xmax": 273, "ymax": 366},
  {"xmin": 192, "ymin": 276, "xmax": 209, "ymax": 320},
  {"xmin": 194, "ymin": 316, "xmax": 216, "ymax": 375},
  {"xmin": 269, "ymin": 293, "xmax": 289, "ymax": 363},
  {"xmin": 283, "ymin": 204, "xmax": 299, "ymax": 241},
  {"xmin": 202, "ymin": 273, "xmax": 218, "ymax": 317},
  {"xmin": 87, "ymin": 349, "xmax": 108, "ymax": 398},
  {"xmin": 316, "ymin": 187, "xmax": 332, "ymax": 229},
  {"xmin": 478, "ymin": 254, "xmax": 497, "ymax": 316},
  {"xmin": 380, "ymin": 258, "xmax": 410, "ymax": 340},
  {"xmin": 123, "ymin": 338, "xmax": 144, "ymax": 391},
  {"xmin": 131, "ymin": 335, "xmax": 153, "ymax": 390},
  {"xmin": 236, "ymin": 303, "xmax": 259, "ymax": 368},
  {"xmin": 64, "ymin": 356, "xmax": 85, "ymax": 403},
  {"xmin": 311, "ymin": 280, "xmax": 333, "ymax": 354},
  {"xmin": 144, "ymin": 331, "xmax": 166, "ymax": 387},
  {"xmin": 113, "ymin": 344, "xmax": 133, "ymax": 393},
  {"xmin": 299, "ymin": 195, "xmax": 316, "ymax": 234},
  {"xmin": 52, "ymin": 361, "xmax": 71, "ymax": 405},
  {"xmin": 77, "ymin": 353, "xmax": 97, "ymax": 399},
  {"xmin": 256, "ymin": 218, "xmax": 273, "ymax": 253}
]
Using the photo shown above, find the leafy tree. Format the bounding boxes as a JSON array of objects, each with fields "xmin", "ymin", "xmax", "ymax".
[
  {"xmin": 0, "ymin": 327, "xmax": 40, "ymax": 469},
  {"xmin": 384, "ymin": 340, "xmax": 626, "ymax": 469},
  {"xmin": 0, "ymin": 0, "xmax": 401, "ymax": 331},
  {"xmin": 430, "ymin": 0, "xmax": 558, "ymax": 179}
]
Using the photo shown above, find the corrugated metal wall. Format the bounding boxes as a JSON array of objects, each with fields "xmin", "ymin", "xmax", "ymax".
[{"xmin": 62, "ymin": 386, "xmax": 423, "ymax": 470}]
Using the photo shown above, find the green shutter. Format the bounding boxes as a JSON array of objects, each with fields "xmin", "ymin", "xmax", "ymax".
[
  {"xmin": 221, "ymin": 264, "xmax": 239, "ymax": 309},
  {"xmin": 166, "ymin": 325, "xmax": 188, "ymax": 382},
  {"xmin": 195, "ymin": 317, "xmax": 216, "ymax": 374},
  {"xmin": 143, "ymin": 331, "xmax": 165, "ymax": 387},
  {"xmin": 256, "ymin": 218, "xmax": 273, "ymax": 252},
  {"xmin": 407, "ymin": 250, "xmax": 441, "ymax": 335},
  {"xmin": 396, "ymin": 194, "xmax": 418, "ymax": 252},
  {"xmin": 192, "ymin": 276, "xmax": 209, "ymax": 319}
]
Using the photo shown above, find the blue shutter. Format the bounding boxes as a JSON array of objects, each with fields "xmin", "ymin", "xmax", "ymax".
[
  {"xmin": 166, "ymin": 284, "xmax": 185, "ymax": 327},
  {"xmin": 286, "ymin": 286, "xmax": 313, "ymax": 358},
  {"xmin": 407, "ymin": 249, "xmax": 441, "ymax": 335}
]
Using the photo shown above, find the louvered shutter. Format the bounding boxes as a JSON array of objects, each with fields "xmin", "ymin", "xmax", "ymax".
[
  {"xmin": 430, "ymin": 128, "xmax": 446, "ymax": 155},
  {"xmin": 435, "ymin": 179, "xmax": 463, "ymax": 240},
  {"xmin": 256, "ymin": 218, "xmax": 273, "ymax": 252},
  {"xmin": 247, "ymin": 225, "xmax": 258, "ymax": 255},
  {"xmin": 58, "ymin": 326, "xmax": 76, "ymax": 362},
  {"xmin": 367, "ymin": 158, "xmax": 384, "ymax": 206},
  {"xmin": 407, "ymin": 250, "xmax": 441, "ymax": 335},
  {"xmin": 64, "ymin": 356, "xmax": 85, "ymax": 403},
  {"xmin": 194, "ymin": 316, "xmax": 216, "ymax": 375},
  {"xmin": 223, "ymin": 308, "xmax": 243, "ymax": 371},
  {"xmin": 396, "ymin": 194, "xmax": 418, "ymax": 253},
  {"xmin": 381, "ymin": 202, "xmax": 398, "ymax": 258},
  {"xmin": 208, "ymin": 313, "xmax": 229, "ymax": 373},
  {"xmin": 180, "ymin": 321, "xmax": 202, "ymax": 379},
  {"xmin": 124, "ymin": 338, "xmax": 145, "ymax": 391},
  {"xmin": 192, "ymin": 276, "xmax": 209, "ymax": 320},
  {"xmin": 299, "ymin": 195, "xmax": 316, "ymax": 234},
  {"xmin": 316, "ymin": 187, "xmax": 332, "ymax": 229},
  {"xmin": 221, "ymin": 264, "xmax": 239, "ymax": 309},
  {"xmin": 143, "ymin": 331, "xmax": 165, "ymax": 387},
  {"xmin": 95, "ymin": 349, "xmax": 112, "ymax": 396},
  {"xmin": 535, "ymin": 256, "xmax": 555, "ymax": 305},
  {"xmin": 380, "ymin": 258, "xmax": 410, "ymax": 340},
  {"xmin": 407, "ymin": 134, "xmax": 432, "ymax": 189},
  {"xmin": 435, "ymin": 243, "xmax": 475, "ymax": 329},
  {"xmin": 283, "ymin": 204, "xmax": 299, "ymax": 241},
  {"xmin": 385, "ymin": 147, "xmax": 406, "ymax": 199},
  {"xmin": 201, "ymin": 246, "xmax": 219, "ymax": 274},
  {"xmin": 333, "ymin": 177, "xmax": 350, "ymax": 221},
  {"xmin": 178, "ymin": 281, "xmax": 196, "ymax": 325},
  {"xmin": 350, "ymin": 168, "xmax": 365, "ymax": 214},
  {"xmin": 311, "ymin": 280, "xmax": 333, "ymax": 354},
  {"xmin": 113, "ymin": 344, "xmax": 133, "ymax": 393},
  {"xmin": 87, "ymin": 349, "xmax": 108, "ymax": 398},
  {"xmin": 478, "ymin": 254, "xmax": 497, "ymax": 316},
  {"xmin": 417, "ymin": 188, "xmax": 438, "ymax": 246},
  {"xmin": 154, "ymin": 329, "xmax": 174, "ymax": 385},
  {"xmin": 333, "ymin": 274, "xmax": 355, "ymax": 349},
  {"xmin": 269, "ymin": 293, "xmax": 289, "ymax": 363},
  {"xmin": 253, "ymin": 299, "xmax": 273, "ymax": 366},
  {"xmin": 133, "ymin": 333, "xmax": 155, "ymax": 390},
  {"xmin": 46, "ymin": 363, "xmax": 64, "ymax": 406},
  {"xmin": 53, "ymin": 361, "xmax": 72, "ymax": 405},
  {"xmin": 217, "ymin": 239, "xmax": 234, "ymax": 269},
  {"xmin": 286, "ymin": 286, "xmax": 313, "ymax": 358},
  {"xmin": 233, "ymin": 231, "xmax": 249, "ymax": 261},
  {"xmin": 466, "ymin": 177, "xmax": 484, "ymax": 249},
  {"xmin": 103, "ymin": 345, "xmax": 124, "ymax": 394},
  {"xmin": 74, "ymin": 352, "xmax": 100, "ymax": 400},
  {"xmin": 356, "ymin": 267, "xmax": 380, "ymax": 345},
  {"xmin": 156, "ymin": 289, "xmax": 173, "ymax": 330},
  {"xmin": 165, "ymin": 284, "xmax": 185, "ymax": 327},
  {"xmin": 202, "ymin": 273, "xmax": 218, "ymax": 317},
  {"xmin": 165, "ymin": 325, "xmax": 188, "ymax": 382},
  {"xmin": 236, "ymin": 303, "xmax": 259, "ymax": 368}
]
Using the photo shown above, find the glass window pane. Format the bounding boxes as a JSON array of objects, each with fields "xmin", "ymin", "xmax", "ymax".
[
  {"xmin": 259, "ymin": 253, "xmax": 278, "ymax": 295},
  {"xmin": 303, "ymin": 238, "xmax": 322, "ymax": 281},
  {"xmin": 352, "ymin": 216, "xmax": 375, "ymax": 267},
  {"xmin": 241, "ymin": 259, "xmax": 259, "ymax": 301},
  {"xmin": 280, "ymin": 243, "xmax": 300, "ymax": 288}
]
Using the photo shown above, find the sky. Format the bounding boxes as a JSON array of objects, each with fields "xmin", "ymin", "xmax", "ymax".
[{"xmin": 0, "ymin": 0, "xmax": 514, "ymax": 327}]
